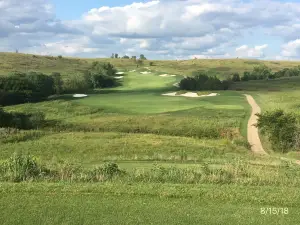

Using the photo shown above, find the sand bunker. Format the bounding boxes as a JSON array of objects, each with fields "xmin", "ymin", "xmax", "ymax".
[
  {"xmin": 115, "ymin": 76, "xmax": 124, "ymax": 79},
  {"xmin": 140, "ymin": 71, "xmax": 152, "ymax": 74},
  {"xmin": 159, "ymin": 74, "xmax": 177, "ymax": 77},
  {"xmin": 73, "ymin": 94, "xmax": 88, "ymax": 98},
  {"xmin": 116, "ymin": 72, "xmax": 125, "ymax": 75},
  {"xmin": 173, "ymin": 83, "xmax": 179, "ymax": 87},
  {"xmin": 129, "ymin": 70, "xmax": 136, "ymax": 72},
  {"xmin": 162, "ymin": 92, "xmax": 219, "ymax": 98}
]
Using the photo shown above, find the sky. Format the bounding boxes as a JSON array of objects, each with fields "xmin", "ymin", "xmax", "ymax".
[{"xmin": 1, "ymin": 0, "xmax": 300, "ymax": 60}]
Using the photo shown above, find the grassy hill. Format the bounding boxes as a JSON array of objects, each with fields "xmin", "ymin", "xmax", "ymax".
[
  {"xmin": 1, "ymin": 53, "xmax": 300, "ymax": 224},
  {"xmin": 1, "ymin": 52, "xmax": 300, "ymax": 78}
]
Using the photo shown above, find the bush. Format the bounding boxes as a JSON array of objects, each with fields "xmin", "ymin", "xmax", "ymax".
[
  {"xmin": 149, "ymin": 62, "xmax": 154, "ymax": 66},
  {"xmin": 58, "ymin": 55, "xmax": 63, "ymax": 59},
  {"xmin": 256, "ymin": 109, "xmax": 299, "ymax": 152},
  {"xmin": 0, "ymin": 108, "xmax": 45, "ymax": 129}
]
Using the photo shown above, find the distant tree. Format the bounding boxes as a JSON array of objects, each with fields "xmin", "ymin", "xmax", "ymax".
[
  {"xmin": 111, "ymin": 53, "xmax": 114, "ymax": 59},
  {"xmin": 114, "ymin": 53, "xmax": 118, "ymax": 59},
  {"xmin": 231, "ymin": 73, "xmax": 241, "ymax": 82},
  {"xmin": 140, "ymin": 54, "xmax": 147, "ymax": 60},
  {"xmin": 15, "ymin": 49, "xmax": 19, "ymax": 54},
  {"xmin": 58, "ymin": 55, "xmax": 63, "ymax": 59},
  {"xmin": 179, "ymin": 71, "xmax": 229, "ymax": 91},
  {"xmin": 241, "ymin": 71, "xmax": 250, "ymax": 81},
  {"xmin": 131, "ymin": 56, "xmax": 137, "ymax": 60},
  {"xmin": 122, "ymin": 55, "xmax": 130, "ymax": 59},
  {"xmin": 251, "ymin": 65, "xmax": 271, "ymax": 80}
]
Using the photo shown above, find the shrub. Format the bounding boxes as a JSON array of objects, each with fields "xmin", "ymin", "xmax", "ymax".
[
  {"xmin": 0, "ymin": 108, "xmax": 45, "ymax": 129},
  {"xmin": 256, "ymin": 109, "xmax": 299, "ymax": 152},
  {"xmin": 58, "ymin": 55, "xmax": 63, "ymax": 59},
  {"xmin": 149, "ymin": 61, "xmax": 154, "ymax": 66},
  {"xmin": 0, "ymin": 153, "xmax": 42, "ymax": 182}
]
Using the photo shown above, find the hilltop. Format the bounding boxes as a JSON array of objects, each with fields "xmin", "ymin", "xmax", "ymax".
[{"xmin": 1, "ymin": 52, "xmax": 300, "ymax": 78}]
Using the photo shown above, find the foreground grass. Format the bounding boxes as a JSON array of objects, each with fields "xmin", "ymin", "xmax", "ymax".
[{"xmin": 0, "ymin": 183, "xmax": 299, "ymax": 225}]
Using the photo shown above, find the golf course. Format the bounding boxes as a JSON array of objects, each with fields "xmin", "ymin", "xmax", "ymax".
[{"xmin": 1, "ymin": 53, "xmax": 300, "ymax": 224}]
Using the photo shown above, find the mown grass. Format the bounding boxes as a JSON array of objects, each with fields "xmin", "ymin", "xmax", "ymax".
[{"xmin": 0, "ymin": 183, "xmax": 299, "ymax": 225}]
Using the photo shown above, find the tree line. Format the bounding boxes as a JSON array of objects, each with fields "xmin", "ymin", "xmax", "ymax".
[
  {"xmin": 111, "ymin": 53, "xmax": 147, "ymax": 60},
  {"xmin": 231, "ymin": 65, "xmax": 300, "ymax": 82},
  {"xmin": 0, "ymin": 62, "xmax": 120, "ymax": 106},
  {"xmin": 179, "ymin": 71, "xmax": 230, "ymax": 91}
]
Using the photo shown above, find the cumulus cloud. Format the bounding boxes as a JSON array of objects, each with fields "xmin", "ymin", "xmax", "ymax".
[
  {"xmin": 235, "ymin": 44, "xmax": 268, "ymax": 58},
  {"xmin": 281, "ymin": 39, "xmax": 300, "ymax": 58},
  {"xmin": 2, "ymin": 0, "xmax": 300, "ymax": 59}
]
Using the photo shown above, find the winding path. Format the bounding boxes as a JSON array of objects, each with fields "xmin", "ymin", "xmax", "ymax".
[{"xmin": 244, "ymin": 94, "xmax": 267, "ymax": 155}]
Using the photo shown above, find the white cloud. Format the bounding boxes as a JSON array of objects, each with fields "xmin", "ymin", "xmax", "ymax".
[
  {"xmin": 2, "ymin": 0, "xmax": 300, "ymax": 59},
  {"xmin": 235, "ymin": 44, "xmax": 268, "ymax": 58},
  {"xmin": 281, "ymin": 39, "xmax": 300, "ymax": 58}
]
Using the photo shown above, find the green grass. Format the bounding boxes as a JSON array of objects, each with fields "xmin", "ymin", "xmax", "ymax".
[
  {"xmin": 2, "ymin": 53, "xmax": 300, "ymax": 224},
  {"xmin": 0, "ymin": 183, "xmax": 299, "ymax": 225}
]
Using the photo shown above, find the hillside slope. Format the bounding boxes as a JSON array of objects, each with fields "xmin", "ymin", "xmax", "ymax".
[{"xmin": 0, "ymin": 52, "xmax": 300, "ymax": 78}]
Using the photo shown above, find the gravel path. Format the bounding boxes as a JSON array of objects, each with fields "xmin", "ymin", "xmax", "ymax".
[{"xmin": 245, "ymin": 94, "xmax": 267, "ymax": 155}]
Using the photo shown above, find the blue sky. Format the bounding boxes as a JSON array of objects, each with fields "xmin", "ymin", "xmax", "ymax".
[
  {"xmin": 1, "ymin": 0, "xmax": 300, "ymax": 59},
  {"xmin": 51, "ymin": 0, "xmax": 137, "ymax": 19}
]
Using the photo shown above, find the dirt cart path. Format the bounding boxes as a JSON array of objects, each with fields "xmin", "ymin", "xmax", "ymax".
[{"xmin": 245, "ymin": 94, "xmax": 267, "ymax": 155}]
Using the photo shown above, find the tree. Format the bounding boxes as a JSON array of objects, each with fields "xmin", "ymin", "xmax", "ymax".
[
  {"xmin": 179, "ymin": 71, "xmax": 228, "ymax": 91},
  {"xmin": 50, "ymin": 72, "xmax": 63, "ymax": 95},
  {"xmin": 140, "ymin": 54, "xmax": 147, "ymax": 60},
  {"xmin": 241, "ymin": 71, "xmax": 250, "ymax": 81},
  {"xmin": 26, "ymin": 72, "xmax": 54, "ymax": 97},
  {"xmin": 111, "ymin": 53, "xmax": 114, "ymax": 59},
  {"xmin": 122, "ymin": 55, "xmax": 130, "ymax": 59},
  {"xmin": 231, "ymin": 73, "xmax": 241, "ymax": 82},
  {"xmin": 131, "ymin": 56, "xmax": 137, "ymax": 60},
  {"xmin": 114, "ymin": 53, "xmax": 118, "ymax": 59},
  {"xmin": 251, "ymin": 65, "xmax": 271, "ymax": 80}
]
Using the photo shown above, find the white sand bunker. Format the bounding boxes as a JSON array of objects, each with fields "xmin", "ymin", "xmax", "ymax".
[
  {"xmin": 159, "ymin": 74, "xmax": 177, "ymax": 77},
  {"xmin": 116, "ymin": 72, "xmax": 124, "ymax": 75},
  {"xmin": 115, "ymin": 76, "xmax": 124, "ymax": 79},
  {"xmin": 129, "ymin": 70, "xmax": 136, "ymax": 72},
  {"xmin": 162, "ymin": 92, "xmax": 219, "ymax": 98},
  {"xmin": 140, "ymin": 71, "xmax": 152, "ymax": 74},
  {"xmin": 73, "ymin": 94, "xmax": 88, "ymax": 98}
]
